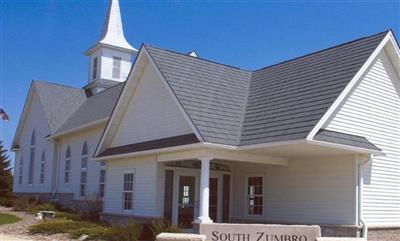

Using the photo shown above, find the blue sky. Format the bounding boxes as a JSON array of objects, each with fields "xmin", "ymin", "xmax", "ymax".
[{"xmin": 0, "ymin": 0, "xmax": 399, "ymax": 168}]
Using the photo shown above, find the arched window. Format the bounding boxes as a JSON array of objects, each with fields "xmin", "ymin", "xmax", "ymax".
[
  {"xmin": 30, "ymin": 129, "xmax": 36, "ymax": 146},
  {"xmin": 80, "ymin": 142, "xmax": 88, "ymax": 197},
  {"xmin": 40, "ymin": 151, "xmax": 45, "ymax": 184},
  {"xmin": 28, "ymin": 130, "xmax": 36, "ymax": 184},
  {"xmin": 18, "ymin": 156, "xmax": 23, "ymax": 185},
  {"xmin": 81, "ymin": 142, "xmax": 88, "ymax": 168},
  {"xmin": 64, "ymin": 146, "xmax": 71, "ymax": 184}
]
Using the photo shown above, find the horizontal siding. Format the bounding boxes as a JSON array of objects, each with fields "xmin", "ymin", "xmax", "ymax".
[
  {"xmin": 103, "ymin": 156, "xmax": 161, "ymax": 217},
  {"xmin": 110, "ymin": 63, "xmax": 193, "ymax": 148},
  {"xmin": 13, "ymin": 93, "xmax": 54, "ymax": 194},
  {"xmin": 57, "ymin": 128, "xmax": 103, "ymax": 200},
  {"xmin": 231, "ymin": 156, "xmax": 356, "ymax": 225},
  {"xmin": 325, "ymin": 50, "xmax": 400, "ymax": 225}
]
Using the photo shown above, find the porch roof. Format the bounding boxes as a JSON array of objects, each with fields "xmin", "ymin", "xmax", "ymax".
[
  {"xmin": 97, "ymin": 134, "xmax": 199, "ymax": 157},
  {"xmin": 314, "ymin": 129, "xmax": 381, "ymax": 152}
]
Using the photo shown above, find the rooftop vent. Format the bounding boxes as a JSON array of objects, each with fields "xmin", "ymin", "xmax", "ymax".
[{"xmin": 188, "ymin": 50, "xmax": 198, "ymax": 58}]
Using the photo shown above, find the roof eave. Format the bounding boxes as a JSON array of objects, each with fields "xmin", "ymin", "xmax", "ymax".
[
  {"xmin": 51, "ymin": 118, "xmax": 108, "ymax": 139},
  {"xmin": 85, "ymin": 42, "xmax": 138, "ymax": 56}
]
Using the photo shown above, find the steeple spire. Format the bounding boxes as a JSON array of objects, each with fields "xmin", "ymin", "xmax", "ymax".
[
  {"xmin": 84, "ymin": 0, "xmax": 137, "ymax": 95},
  {"xmin": 85, "ymin": 0, "xmax": 137, "ymax": 55}
]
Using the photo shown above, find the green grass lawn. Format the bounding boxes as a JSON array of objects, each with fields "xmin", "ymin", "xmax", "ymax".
[{"xmin": 0, "ymin": 213, "xmax": 22, "ymax": 225}]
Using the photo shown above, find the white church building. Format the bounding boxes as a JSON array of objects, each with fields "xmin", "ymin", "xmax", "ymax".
[{"xmin": 12, "ymin": 0, "xmax": 400, "ymax": 238}]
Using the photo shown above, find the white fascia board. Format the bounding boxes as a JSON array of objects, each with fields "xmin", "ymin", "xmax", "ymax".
[
  {"xmin": 93, "ymin": 47, "xmax": 148, "ymax": 157},
  {"xmin": 143, "ymin": 47, "xmax": 205, "ymax": 143},
  {"xmin": 306, "ymin": 32, "xmax": 392, "ymax": 140},
  {"xmin": 11, "ymin": 83, "xmax": 35, "ymax": 148},
  {"xmin": 306, "ymin": 139, "xmax": 384, "ymax": 156},
  {"xmin": 388, "ymin": 31, "xmax": 400, "ymax": 58},
  {"xmin": 157, "ymin": 148, "xmax": 288, "ymax": 166},
  {"xmin": 50, "ymin": 118, "xmax": 108, "ymax": 139},
  {"xmin": 94, "ymin": 142, "xmax": 288, "ymax": 166},
  {"xmin": 238, "ymin": 139, "xmax": 306, "ymax": 150},
  {"xmin": 92, "ymin": 143, "xmax": 206, "ymax": 161}
]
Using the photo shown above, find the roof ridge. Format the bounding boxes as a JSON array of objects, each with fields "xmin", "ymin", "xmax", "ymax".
[
  {"xmin": 86, "ymin": 82, "xmax": 125, "ymax": 99},
  {"xmin": 255, "ymin": 30, "xmax": 391, "ymax": 72},
  {"xmin": 237, "ymin": 71, "xmax": 253, "ymax": 145},
  {"xmin": 144, "ymin": 44, "xmax": 251, "ymax": 72},
  {"xmin": 33, "ymin": 79, "xmax": 83, "ymax": 91}
]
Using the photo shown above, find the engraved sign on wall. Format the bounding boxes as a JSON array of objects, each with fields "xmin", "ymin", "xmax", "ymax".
[{"xmin": 198, "ymin": 223, "xmax": 321, "ymax": 241}]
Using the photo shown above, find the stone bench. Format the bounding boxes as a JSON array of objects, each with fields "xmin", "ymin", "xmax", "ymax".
[
  {"xmin": 156, "ymin": 233, "xmax": 206, "ymax": 241},
  {"xmin": 36, "ymin": 211, "xmax": 56, "ymax": 220}
]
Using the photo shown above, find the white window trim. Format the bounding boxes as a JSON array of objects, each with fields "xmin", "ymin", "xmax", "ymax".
[
  {"xmin": 244, "ymin": 173, "xmax": 265, "ymax": 218},
  {"xmin": 122, "ymin": 169, "xmax": 135, "ymax": 213},
  {"xmin": 18, "ymin": 156, "xmax": 23, "ymax": 185},
  {"xmin": 80, "ymin": 170, "xmax": 87, "ymax": 197},
  {"xmin": 112, "ymin": 56, "xmax": 122, "ymax": 79},
  {"xmin": 64, "ymin": 147, "xmax": 71, "ymax": 185},
  {"xmin": 80, "ymin": 142, "xmax": 88, "ymax": 198},
  {"xmin": 28, "ymin": 132, "xmax": 35, "ymax": 185},
  {"xmin": 99, "ymin": 162, "xmax": 107, "ymax": 199},
  {"xmin": 93, "ymin": 56, "xmax": 98, "ymax": 80}
]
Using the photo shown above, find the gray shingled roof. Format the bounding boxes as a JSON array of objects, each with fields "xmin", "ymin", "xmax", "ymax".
[
  {"xmin": 146, "ymin": 46, "xmax": 252, "ymax": 145},
  {"xmin": 240, "ymin": 31, "xmax": 388, "ymax": 145},
  {"xmin": 33, "ymin": 81, "xmax": 87, "ymax": 133},
  {"xmin": 54, "ymin": 83, "xmax": 123, "ymax": 135},
  {"xmin": 145, "ymin": 30, "xmax": 388, "ymax": 147},
  {"xmin": 314, "ymin": 129, "xmax": 381, "ymax": 151}
]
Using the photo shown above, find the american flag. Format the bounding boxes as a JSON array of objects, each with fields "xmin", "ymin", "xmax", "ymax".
[{"xmin": 0, "ymin": 108, "xmax": 9, "ymax": 121}]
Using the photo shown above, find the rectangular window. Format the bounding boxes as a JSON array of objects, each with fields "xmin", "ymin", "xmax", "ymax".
[
  {"xmin": 99, "ymin": 169, "xmax": 106, "ymax": 198},
  {"xmin": 40, "ymin": 162, "xmax": 45, "ymax": 184},
  {"xmin": 247, "ymin": 176, "xmax": 263, "ymax": 215},
  {"xmin": 112, "ymin": 56, "xmax": 121, "ymax": 79},
  {"xmin": 28, "ymin": 147, "xmax": 35, "ymax": 184},
  {"xmin": 64, "ymin": 159, "xmax": 70, "ymax": 184},
  {"xmin": 80, "ymin": 171, "xmax": 87, "ymax": 197},
  {"xmin": 122, "ymin": 171, "xmax": 134, "ymax": 210},
  {"xmin": 93, "ymin": 57, "xmax": 98, "ymax": 80},
  {"xmin": 18, "ymin": 157, "xmax": 23, "ymax": 185}
]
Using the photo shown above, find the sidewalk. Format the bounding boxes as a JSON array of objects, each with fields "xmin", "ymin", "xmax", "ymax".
[{"xmin": 0, "ymin": 234, "xmax": 33, "ymax": 241}]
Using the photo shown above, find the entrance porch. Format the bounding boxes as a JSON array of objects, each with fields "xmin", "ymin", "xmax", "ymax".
[{"xmin": 157, "ymin": 145, "xmax": 366, "ymax": 232}]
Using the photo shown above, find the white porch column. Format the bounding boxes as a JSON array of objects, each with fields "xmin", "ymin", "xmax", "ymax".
[{"xmin": 196, "ymin": 157, "xmax": 213, "ymax": 223}]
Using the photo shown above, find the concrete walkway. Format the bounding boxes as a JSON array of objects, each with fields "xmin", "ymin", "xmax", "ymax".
[{"xmin": 0, "ymin": 234, "xmax": 33, "ymax": 241}]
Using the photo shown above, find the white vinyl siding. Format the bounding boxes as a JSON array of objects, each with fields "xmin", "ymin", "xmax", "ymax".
[
  {"xmin": 103, "ymin": 157, "xmax": 161, "ymax": 217},
  {"xmin": 56, "ymin": 128, "xmax": 104, "ymax": 200},
  {"xmin": 110, "ymin": 63, "xmax": 193, "ymax": 147},
  {"xmin": 231, "ymin": 156, "xmax": 356, "ymax": 225},
  {"xmin": 12, "ymin": 92, "xmax": 55, "ymax": 194},
  {"xmin": 325, "ymin": 51, "xmax": 400, "ymax": 225}
]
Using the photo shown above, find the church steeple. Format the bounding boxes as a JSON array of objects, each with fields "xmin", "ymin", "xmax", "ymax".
[{"xmin": 84, "ymin": 0, "xmax": 137, "ymax": 95}]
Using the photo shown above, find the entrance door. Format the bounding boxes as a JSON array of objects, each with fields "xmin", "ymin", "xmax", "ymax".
[
  {"xmin": 178, "ymin": 176, "xmax": 195, "ymax": 228},
  {"xmin": 209, "ymin": 178, "xmax": 218, "ymax": 221}
]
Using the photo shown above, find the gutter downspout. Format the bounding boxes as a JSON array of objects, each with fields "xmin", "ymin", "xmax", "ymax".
[{"xmin": 357, "ymin": 155, "xmax": 370, "ymax": 239}]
